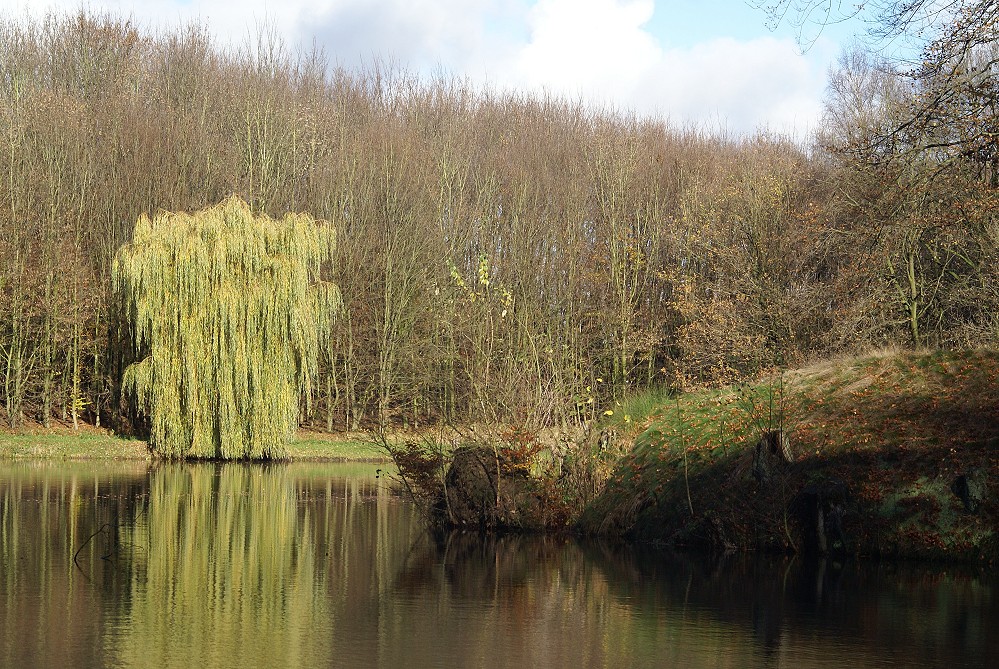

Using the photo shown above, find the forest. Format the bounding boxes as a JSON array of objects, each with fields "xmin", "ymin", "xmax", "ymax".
[{"xmin": 1, "ymin": 4, "xmax": 997, "ymax": 435}]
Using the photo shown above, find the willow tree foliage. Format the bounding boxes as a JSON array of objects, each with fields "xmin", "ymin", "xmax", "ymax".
[{"xmin": 113, "ymin": 196, "xmax": 339, "ymax": 459}]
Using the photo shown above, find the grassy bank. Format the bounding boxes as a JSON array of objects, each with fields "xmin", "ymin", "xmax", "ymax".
[
  {"xmin": 0, "ymin": 429, "xmax": 149, "ymax": 460},
  {"xmin": 288, "ymin": 432, "xmax": 390, "ymax": 462},
  {"xmin": 0, "ymin": 427, "xmax": 390, "ymax": 462},
  {"xmin": 577, "ymin": 348, "xmax": 999, "ymax": 562}
]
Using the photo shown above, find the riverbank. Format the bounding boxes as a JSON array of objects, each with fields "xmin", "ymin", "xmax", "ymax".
[
  {"xmin": 3, "ymin": 348, "xmax": 996, "ymax": 562},
  {"xmin": 0, "ymin": 426, "xmax": 390, "ymax": 462},
  {"xmin": 577, "ymin": 348, "xmax": 999, "ymax": 563}
]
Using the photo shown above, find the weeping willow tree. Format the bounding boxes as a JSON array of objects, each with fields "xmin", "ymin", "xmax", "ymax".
[{"xmin": 113, "ymin": 196, "xmax": 340, "ymax": 459}]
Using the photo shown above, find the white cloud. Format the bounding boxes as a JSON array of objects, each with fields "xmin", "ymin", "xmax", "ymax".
[
  {"xmin": 5, "ymin": 0, "xmax": 836, "ymax": 136},
  {"xmin": 513, "ymin": 0, "xmax": 661, "ymax": 97},
  {"xmin": 287, "ymin": 0, "xmax": 532, "ymax": 78},
  {"xmin": 639, "ymin": 36, "xmax": 827, "ymax": 137},
  {"xmin": 499, "ymin": 1, "xmax": 825, "ymax": 136}
]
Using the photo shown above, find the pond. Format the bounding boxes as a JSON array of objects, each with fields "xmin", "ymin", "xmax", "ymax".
[{"xmin": 1, "ymin": 460, "xmax": 995, "ymax": 668}]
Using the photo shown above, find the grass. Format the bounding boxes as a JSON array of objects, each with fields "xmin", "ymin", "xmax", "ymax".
[
  {"xmin": 601, "ymin": 385, "xmax": 676, "ymax": 433},
  {"xmin": 0, "ymin": 426, "xmax": 391, "ymax": 462},
  {"xmin": 577, "ymin": 348, "xmax": 999, "ymax": 562},
  {"xmin": 287, "ymin": 431, "xmax": 391, "ymax": 462},
  {"xmin": 0, "ymin": 430, "xmax": 149, "ymax": 460}
]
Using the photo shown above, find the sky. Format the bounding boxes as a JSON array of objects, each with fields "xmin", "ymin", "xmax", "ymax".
[{"xmin": 7, "ymin": 0, "xmax": 870, "ymax": 138}]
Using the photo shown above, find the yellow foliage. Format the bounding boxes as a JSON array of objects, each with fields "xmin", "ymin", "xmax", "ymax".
[{"xmin": 113, "ymin": 196, "xmax": 340, "ymax": 459}]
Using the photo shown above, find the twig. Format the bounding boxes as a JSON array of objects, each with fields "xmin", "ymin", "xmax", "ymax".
[
  {"xmin": 73, "ymin": 523, "xmax": 112, "ymax": 581},
  {"xmin": 677, "ymin": 396, "xmax": 694, "ymax": 518}
]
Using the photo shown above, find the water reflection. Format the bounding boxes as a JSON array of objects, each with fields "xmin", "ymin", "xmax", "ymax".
[
  {"xmin": 381, "ymin": 534, "xmax": 996, "ymax": 668},
  {"xmin": 0, "ymin": 461, "xmax": 149, "ymax": 668},
  {"xmin": 584, "ymin": 544, "xmax": 997, "ymax": 668},
  {"xmin": 1, "ymin": 461, "xmax": 994, "ymax": 669}
]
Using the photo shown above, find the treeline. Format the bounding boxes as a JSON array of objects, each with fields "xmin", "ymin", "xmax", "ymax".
[{"xmin": 1, "ymin": 11, "xmax": 997, "ymax": 432}]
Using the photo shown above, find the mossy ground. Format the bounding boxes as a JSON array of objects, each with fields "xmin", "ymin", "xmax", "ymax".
[{"xmin": 577, "ymin": 348, "xmax": 999, "ymax": 563}]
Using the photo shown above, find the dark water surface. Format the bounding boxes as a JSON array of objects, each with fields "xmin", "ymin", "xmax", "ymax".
[{"xmin": 1, "ymin": 460, "xmax": 994, "ymax": 668}]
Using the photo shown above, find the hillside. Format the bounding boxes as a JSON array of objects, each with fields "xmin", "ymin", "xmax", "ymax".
[{"xmin": 577, "ymin": 349, "xmax": 999, "ymax": 562}]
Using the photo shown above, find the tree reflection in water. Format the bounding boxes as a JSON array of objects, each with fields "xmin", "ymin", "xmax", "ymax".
[{"xmin": 2, "ymin": 462, "xmax": 996, "ymax": 669}]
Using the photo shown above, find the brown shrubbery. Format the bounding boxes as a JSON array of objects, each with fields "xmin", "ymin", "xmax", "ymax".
[{"xmin": 1, "ymin": 11, "xmax": 997, "ymax": 433}]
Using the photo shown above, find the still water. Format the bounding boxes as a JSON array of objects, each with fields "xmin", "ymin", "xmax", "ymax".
[{"xmin": 1, "ymin": 460, "xmax": 994, "ymax": 669}]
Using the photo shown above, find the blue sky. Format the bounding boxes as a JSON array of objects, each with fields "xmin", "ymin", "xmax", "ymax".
[{"xmin": 9, "ymin": 1, "xmax": 871, "ymax": 137}]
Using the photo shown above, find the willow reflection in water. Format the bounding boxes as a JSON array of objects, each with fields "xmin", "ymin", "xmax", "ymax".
[
  {"xmin": 1, "ymin": 461, "xmax": 995, "ymax": 669},
  {"xmin": 110, "ymin": 463, "xmax": 422, "ymax": 668}
]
